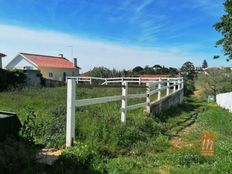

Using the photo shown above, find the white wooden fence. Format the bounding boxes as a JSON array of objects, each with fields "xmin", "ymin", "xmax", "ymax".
[
  {"xmin": 66, "ymin": 77, "xmax": 184, "ymax": 147},
  {"xmin": 216, "ymin": 92, "xmax": 232, "ymax": 113},
  {"xmin": 67, "ymin": 76, "xmax": 182, "ymax": 85}
]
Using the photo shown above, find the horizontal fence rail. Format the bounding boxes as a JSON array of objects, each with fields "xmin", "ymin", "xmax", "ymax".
[
  {"xmin": 66, "ymin": 77, "xmax": 184, "ymax": 147},
  {"xmin": 76, "ymin": 95, "xmax": 122, "ymax": 107},
  {"xmin": 216, "ymin": 92, "xmax": 232, "ymax": 113},
  {"xmin": 67, "ymin": 76, "xmax": 182, "ymax": 85}
]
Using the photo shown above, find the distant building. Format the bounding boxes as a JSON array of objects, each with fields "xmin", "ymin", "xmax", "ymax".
[
  {"xmin": 0, "ymin": 53, "xmax": 6, "ymax": 69},
  {"xmin": 205, "ymin": 66, "xmax": 232, "ymax": 71},
  {"xmin": 79, "ymin": 71, "xmax": 91, "ymax": 77},
  {"xmin": 6, "ymin": 53, "xmax": 81, "ymax": 81}
]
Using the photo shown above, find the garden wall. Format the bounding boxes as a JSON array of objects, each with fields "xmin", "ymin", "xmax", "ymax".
[{"xmin": 150, "ymin": 89, "xmax": 184, "ymax": 114}]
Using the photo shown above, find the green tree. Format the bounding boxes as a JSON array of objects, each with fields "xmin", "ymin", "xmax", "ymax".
[
  {"xmin": 180, "ymin": 61, "xmax": 196, "ymax": 96},
  {"xmin": 214, "ymin": 0, "xmax": 232, "ymax": 60},
  {"xmin": 197, "ymin": 69, "xmax": 232, "ymax": 100},
  {"xmin": 89, "ymin": 67, "xmax": 112, "ymax": 78},
  {"xmin": 132, "ymin": 66, "xmax": 143, "ymax": 73},
  {"xmin": 202, "ymin": 59, "xmax": 208, "ymax": 69},
  {"xmin": 153, "ymin": 64, "xmax": 162, "ymax": 69},
  {"xmin": 180, "ymin": 61, "xmax": 195, "ymax": 74}
]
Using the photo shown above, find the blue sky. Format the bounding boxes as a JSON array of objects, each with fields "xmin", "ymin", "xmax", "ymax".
[{"xmin": 0, "ymin": 0, "xmax": 230, "ymax": 71}]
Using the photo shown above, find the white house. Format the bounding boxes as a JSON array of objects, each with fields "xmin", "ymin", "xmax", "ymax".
[{"xmin": 6, "ymin": 53, "xmax": 80, "ymax": 81}]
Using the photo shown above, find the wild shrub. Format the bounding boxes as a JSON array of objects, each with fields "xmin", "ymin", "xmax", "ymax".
[
  {"xmin": 42, "ymin": 104, "xmax": 66, "ymax": 147},
  {"xmin": 51, "ymin": 142, "xmax": 98, "ymax": 174},
  {"xmin": 150, "ymin": 135, "xmax": 171, "ymax": 152},
  {"xmin": 0, "ymin": 69, "xmax": 26, "ymax": 91},
  {"xmin": 138, "ymin": 117, "xmax": 166, "ymax": 136},
  {"xmin": 20, "ymin": 107, "xmax": 37, "ymax": 144},
  {"xmin": 117, "ymin": 126, "xmax": 148, "ymax": 148},
  {"xmin": 106, "ymin": 156, "xmax": 154, "ymax": 174}
]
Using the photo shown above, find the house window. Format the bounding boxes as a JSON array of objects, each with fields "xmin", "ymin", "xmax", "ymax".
[
  {"xmin": 49, "ymin": 72, "xmax": 53, "ymax": 78},
  {"xmin": 24, "ymin": 66, "xmax": 33, "ymax": 70}
]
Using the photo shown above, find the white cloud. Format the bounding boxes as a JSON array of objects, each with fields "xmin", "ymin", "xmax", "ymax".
[
  {"xmin": 135, "ymin": 0, "xmax": 154, "ymax": 13},
  {"xmin": 0, "ymin": 24, "xmax": 223, "ymax": 72}
]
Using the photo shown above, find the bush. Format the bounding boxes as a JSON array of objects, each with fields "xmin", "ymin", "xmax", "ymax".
[
  {"xmin": 184, "ymin": 78, "xmax": 195, "ymax": 96},
  {"xmin": 106, "ymin": 156, "xmax": 154, "ymax": 174},
  {"xmin": 0, "ymin": 69, "xmax": 25, "ymax": 91},
  {"xmin": 138, "ymin": 117, "xmax": 165, "ymax": 136},
  {"xmin": 150, "ymin": 135, "xmax": 171, "ymax": 152},
  {"xmin": 50, "ymin": 142, "xmax": 98, "ymax": 174},
  {"xmin": 20, "ymin": 107, "xmax": 37, "ymax": 144},
  {"xmin": 117, "ymin": 127, "xmax": 148, "ymax": 148},
  {"xmin": 42, "ymin": 104, "xmax": 66, "ymax": 147},
  {"xmin": 21, "ymin": 105, "xmax": 67, "ymax": 147}
]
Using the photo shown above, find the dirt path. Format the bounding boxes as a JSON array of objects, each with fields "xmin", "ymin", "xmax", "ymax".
[
  {"xmin": 170, "ymin": 122, "xmax": 198, "ymax": 149},
  {"xmin": 36, "ymin": 148, "xmax": 62, "ymax": 165}
]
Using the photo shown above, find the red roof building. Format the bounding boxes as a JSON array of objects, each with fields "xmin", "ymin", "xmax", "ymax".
[
  {"xmin": 20, "ymin": 53, "xmax": 80, "ymax": 69},
  {"xmin": 6, "ymin": 53, "xmax": 80, "ymax": 81}
]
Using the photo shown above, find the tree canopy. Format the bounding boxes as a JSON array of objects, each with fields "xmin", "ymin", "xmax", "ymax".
[
  {"xmin": 214, "ymin": 0, "xmax": 232, "ymax": 60},
  {"xmin": 180, "ymin": 61, "xmax": 195, "ymax": 73},
  {"xmin": 132, "ymin": 66, "xmax": 143, "ymax": 73}
]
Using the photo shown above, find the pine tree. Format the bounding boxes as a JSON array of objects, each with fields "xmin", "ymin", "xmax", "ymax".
[{"xmin": 202, "ymin": 59, "xmax": 208, "ymax": 69}]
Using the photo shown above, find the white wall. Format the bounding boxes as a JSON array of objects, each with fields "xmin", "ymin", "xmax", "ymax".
[
  {"xmin": 5, "ymin": 55, "xmax": 37, "ymax": 70},
  {"xmin": 216, "ymin": 92, "xmax": 232, "ymax": 113}
]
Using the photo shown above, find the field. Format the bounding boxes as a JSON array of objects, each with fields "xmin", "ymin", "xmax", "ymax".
[{"xmin": 1, "ymin": 86, "xmax": 232, "ymax": 173}]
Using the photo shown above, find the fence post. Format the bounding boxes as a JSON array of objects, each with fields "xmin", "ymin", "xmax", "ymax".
[
  {"xmin": 158, "ymin": 78, "xmax": 161, "ymax": 100},
  {"xmin": 66, "ymin": 79, "xmax": 76, "ymax": 147},
  {"xmin": 178, "ymin": 78, "xmax": 180, "ymax": 90},
  {"xmin": 173, "ymin": 80, "xmax": 176, "ymax": 92},
  {"xmin": 139, "ymin": 77, "xmax": 141, "ymax": 85},
  {"xmin": 146, "ymin": 83, "xmax": 151, "ymax": 113},
  {"xmin": 166, "ymin": 78, "xmax": 170, "ymax": 96},
  {"xmin": 90, "ymin": 77, "xmax": 92, "ymax": 85},
  {"xmin": 121, "ymin": 81, "xmax": 128, "ymax": 123},
  {"xmin": 105, "ymin": 78, "xmax": 108, "ymax": 85},
  {"xmin": 181, "ymin": 77, "xmax": 184, "ymax": 89},
  {"xmin": 76, "ymin": 77, "xmax": 79, "ymax": 84}
]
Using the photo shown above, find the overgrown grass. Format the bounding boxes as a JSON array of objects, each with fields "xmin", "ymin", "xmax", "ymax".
[{"xmin": 1, "ymin": 86, "xmax": 232, "ymax": 173}]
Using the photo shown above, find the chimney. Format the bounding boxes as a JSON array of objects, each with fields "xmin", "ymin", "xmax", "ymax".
[
  {"xmin": 0, "ymin": 53, "xmax": 6, "ymax": 69},
  {"xmin": 73, "ymin": 58, "xmax": 77, "ymax": 68},
  {"xmin": 59, "ymin": 54, "xmax": 64, "ymax": 58}
]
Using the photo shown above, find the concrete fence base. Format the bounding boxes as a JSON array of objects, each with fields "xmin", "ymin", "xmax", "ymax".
[{"xmin": 150, "ymin": 89, "xmax": 184, "ymax": 114}]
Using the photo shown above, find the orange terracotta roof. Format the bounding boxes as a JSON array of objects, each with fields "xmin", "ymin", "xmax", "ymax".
[
  {"xmin": 20, "ymin": 53, "xmax": 80, "ymax": 69},
  {"xmin": 79, "ymin": 71, "xmax": 91, "ymax": 77}
]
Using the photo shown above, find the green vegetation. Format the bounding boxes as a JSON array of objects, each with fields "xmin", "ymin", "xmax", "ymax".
[
  {"xmin": 202, "ymin": 60, "xmax": 208, "ymax": 69},
  {"xmin": 0, "ymin": 69, "xmax": 26, "ymax": 91},
  {"xmin": 214, "ymin": 0, "xmax": 232, "ymax": 61},
  {"xmin": 0, "ymin": 84, "xmax": 232, "ymax": 173},
  {"xmin": 180, "ymin": 61, "xmax": 196, "ymax": 96},
  {"xmin": 196, "ymin": 69, "xmax": 232, "ymax": 99},
  {"xmin": 87, "ymin": 65, "xmax": 179, "ymax": 78}
]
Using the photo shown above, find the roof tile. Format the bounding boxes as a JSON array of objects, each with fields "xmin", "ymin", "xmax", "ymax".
[{"xmin": 21, "ymin": 53, "xmax": 79, "ymax": 69}]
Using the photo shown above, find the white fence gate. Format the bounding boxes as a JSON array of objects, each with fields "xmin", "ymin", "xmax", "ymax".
[
  {"xmin": 66, "ymin": 77, "xmax": 184, "ymax": 147},
  {"xmin": 216, "ymin": 92, "xmax": 232, "ymax": 113}
]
